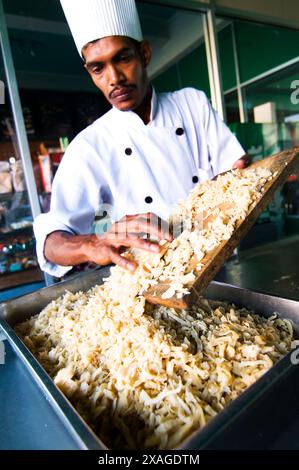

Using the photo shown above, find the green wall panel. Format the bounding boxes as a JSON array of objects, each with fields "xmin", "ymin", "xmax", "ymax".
[
  {"xmin": 178, "ymin": 45, "xmax": 210, "ymax": 97},
  {"xmin": 152, "ymin": 64, "xmax": 180, "ymax": 93},
  {"xmin": 155, "ymin": 22, "xmax": 299, "ymax": 97},
  {"xmin": 235, "ymin": 22, "xmax": 299, "ymax": 83},
  {"xmin": 153, "ymin": 45, "xmax": 210, "ymax": 97},
  {"xmin": 218, "ymin": 25, "xmax": 237, "ymax": 92}
]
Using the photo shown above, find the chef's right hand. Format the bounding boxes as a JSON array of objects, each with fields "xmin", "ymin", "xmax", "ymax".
[{"xmin": 87, "ymin": 213, "xmax": 173, "ymax": 272}]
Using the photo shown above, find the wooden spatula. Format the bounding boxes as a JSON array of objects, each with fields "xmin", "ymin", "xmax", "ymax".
[{"xmin": 143, "ymin": 146, "xmax": 299, "ymax": 309}]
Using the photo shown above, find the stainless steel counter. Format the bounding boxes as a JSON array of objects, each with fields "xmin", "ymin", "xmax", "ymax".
[{"xmin": 224, "ymin": 234, "xmax": 299, "ymax": 301}]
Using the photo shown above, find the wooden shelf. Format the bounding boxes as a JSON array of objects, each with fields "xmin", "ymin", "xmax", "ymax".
[{"xmin": 0, "ymin": 267, "xmax": 44, "ymax": 291}]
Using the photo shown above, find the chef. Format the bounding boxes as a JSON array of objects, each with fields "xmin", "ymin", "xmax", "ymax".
[{"xmin": 34, "ymin": 0, "xmax": 249, "ymax": 278}]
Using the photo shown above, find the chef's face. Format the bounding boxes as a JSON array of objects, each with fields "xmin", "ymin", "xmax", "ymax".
[{"xmin": 83, "ymin": 36, "xmax": 151, "ymax": 111}]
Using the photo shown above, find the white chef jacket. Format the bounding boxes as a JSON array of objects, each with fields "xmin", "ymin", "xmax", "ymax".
[{"xmin": 34, "ymin": 87, "xmax": 245, "ymax": 277}]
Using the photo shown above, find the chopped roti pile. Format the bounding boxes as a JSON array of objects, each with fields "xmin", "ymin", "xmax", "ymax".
[
  {"xmin": 136, "ymin": 167, "xmax": 276, "ymax": 299},
  {"xmin": 15, "ymin": 167, "xmax": 293, "ymax": 450}
]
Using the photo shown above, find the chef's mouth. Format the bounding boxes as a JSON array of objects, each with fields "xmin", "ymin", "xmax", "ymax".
[{"xmin": 110, "ymin": 86, "xmax": 136, "ymax": 102}]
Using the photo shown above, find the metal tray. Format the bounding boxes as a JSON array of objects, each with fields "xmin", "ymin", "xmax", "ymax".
[{"xmin": 1, "ymin": 267, "xmax": 299, "ymax": 450}]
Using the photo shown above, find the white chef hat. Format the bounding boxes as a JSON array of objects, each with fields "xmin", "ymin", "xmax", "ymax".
[{"xmin": 60, "ymin": 0, "xmax": 143, "ymax": 57}]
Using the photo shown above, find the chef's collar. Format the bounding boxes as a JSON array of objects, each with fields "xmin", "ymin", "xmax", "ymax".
[{"xmin": 112, "ymin": 86, "xmax": 158, "ymax": 126}]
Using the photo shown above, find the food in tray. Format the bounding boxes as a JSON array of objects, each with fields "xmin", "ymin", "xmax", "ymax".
[
  {"xmin": 137, "ymin": 166, "xmax": 275, "ymax": 300},
  {"xmin": 15, "ymin": 277, "xmax": 293, "ymax": 449},
  {"xmin": 15, "ymin": 166, "xmax": 294, "ymax": 449}
]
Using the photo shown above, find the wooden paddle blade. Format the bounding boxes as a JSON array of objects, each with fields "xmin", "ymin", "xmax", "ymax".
[
  {"xmin": 144, "ymin": 286, "xmax": 190, "ymax": 309},
  {"xmin": 144, "ymin": 146, "xmax": 299, "ymax": 309}
]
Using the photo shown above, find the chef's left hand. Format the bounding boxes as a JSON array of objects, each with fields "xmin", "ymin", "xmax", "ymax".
[{"xmin": 232, "ymin": 154, "xmax": 252, "ymax": 169}]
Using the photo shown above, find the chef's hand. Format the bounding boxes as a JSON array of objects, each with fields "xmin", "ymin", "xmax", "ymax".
[
  {"xmin": 232, "ymin": 154, "xmax": 252, "ymax": 169},
  {"xmin": 87, "ymin": 213, "xmax": 173, "ymax": 272}
]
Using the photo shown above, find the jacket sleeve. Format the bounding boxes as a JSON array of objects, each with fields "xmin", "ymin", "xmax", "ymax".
[{"xmin": 34, "ymin": 137, "xmax": 107, "ymax": 277}]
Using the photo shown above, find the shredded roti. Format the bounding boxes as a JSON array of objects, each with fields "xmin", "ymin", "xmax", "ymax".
[
  {"xmin": 15, "ymin": 167, "xmax": 293, "ymax": 449},
  {"xmin": 136, "ymin": 167, "xmax": 277, "ymax": 299}
]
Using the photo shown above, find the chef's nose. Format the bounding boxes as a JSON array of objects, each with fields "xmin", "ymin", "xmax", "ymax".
[{"xmin": 107, "ymin": 63, "xmax": 125, "ymax": 85}]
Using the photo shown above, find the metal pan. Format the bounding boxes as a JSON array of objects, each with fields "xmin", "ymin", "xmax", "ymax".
[{"xmin": 1, "ymin": 267, "xmax": 298, "ymax": 450}]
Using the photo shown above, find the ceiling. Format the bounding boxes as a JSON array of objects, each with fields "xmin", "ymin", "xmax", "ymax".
[{"xmin": 215, "ymin": 0, "xmax": 299, "ymax": 29}]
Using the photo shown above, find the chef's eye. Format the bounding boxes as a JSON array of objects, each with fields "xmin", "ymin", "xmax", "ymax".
[
  {"xmin": 92, "ymin": 65, "xmax": 104, "ymax": 75},
  {"xmin": 117, "ymin": 50, "xmax": 134, "ymax": 63}
]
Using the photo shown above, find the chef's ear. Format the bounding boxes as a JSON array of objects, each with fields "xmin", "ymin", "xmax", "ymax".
[{"xmin": 139, "ymin": 41, "xmax": 152, "ymax": 68}]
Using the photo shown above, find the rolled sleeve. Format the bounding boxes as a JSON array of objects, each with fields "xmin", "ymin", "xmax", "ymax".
[
  {"xmin": 33, "ymin": 213, "xmax": 74, "ymax": 277},
  {"xmin": 33, "ymin": 136, "xmax": 107, "ymax": 277}
]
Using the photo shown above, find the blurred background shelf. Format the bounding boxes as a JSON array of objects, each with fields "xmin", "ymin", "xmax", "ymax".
[{"xmin": 0, "ymin": 267, "xmax": 44, "ymax": 291}]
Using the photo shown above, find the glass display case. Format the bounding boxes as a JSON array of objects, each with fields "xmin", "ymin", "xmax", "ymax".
[
  {"xmin": 0, "ymin": 144, "xmax": 62, "ymax": 288},
  {"xmin": 0, "ymin": 165, "xmax": 43, "ymax": 289},
  {"xmin": 0, "ymin": 48, "xmax": 43, "ymax": 290}
]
